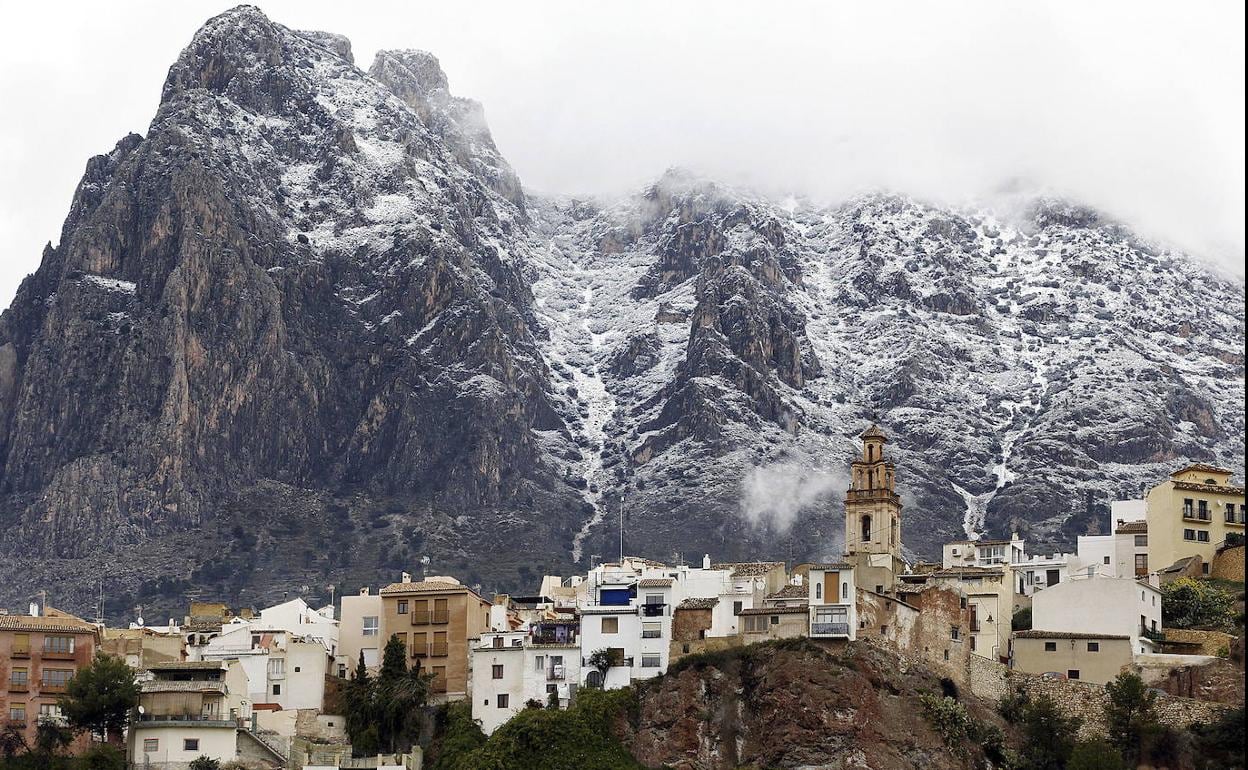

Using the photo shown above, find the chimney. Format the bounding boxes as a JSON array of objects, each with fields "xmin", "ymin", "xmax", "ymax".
[
  {"xmin": 29, "ymin": 601, "xmax": 39, "ymax": 617},
  {"xmin": 702, "ymin": 554, "xmax": 711, "ymax": 570},
  {"xmin": 401, "ymin": 572, "xmax": 412, "ymax": 584}
]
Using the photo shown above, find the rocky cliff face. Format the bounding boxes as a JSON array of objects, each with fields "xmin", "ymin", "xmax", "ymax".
[
  {"xmin": 622, "ymin": 640, "xmax": 1007, "ymax": 769},
  {"xmin": 0, "ymin": 7, "xmax": 1243, "ymax": 616}
]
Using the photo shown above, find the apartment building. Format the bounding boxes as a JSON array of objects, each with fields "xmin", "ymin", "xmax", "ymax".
[
  {"xmin": 129, "ymin": 660, "xmax": 246, "ymax": 769},
  {"xmin": 197, "ymin": 625, "xmax": 329, "ymax": 710},
  {"xmin": 379, "ymin": 575, "xmax": 491, "ymax": 701},
  {"xmin": 338, "ymin": 587, "xmax": 383, "ymax": 674},
  {"xmin": 1027, "ymin": 574, "xmax": 1163, "ymax": 657},
  {"xmin": 1145, "ymin": 463, "xmax": 1246, "ymax": 572},
  {"xmin": 0, "ymin": 608, "xmax": 99, "ymax": 754}
]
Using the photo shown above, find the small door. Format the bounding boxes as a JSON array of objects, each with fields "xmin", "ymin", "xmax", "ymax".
[{"xmin": 824, "ymin": 571, "xmax": 840, "ymax": 604}]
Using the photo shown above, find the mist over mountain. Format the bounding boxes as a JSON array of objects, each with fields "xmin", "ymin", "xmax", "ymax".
[{"xmin": 0, "ymin": 6, "xmax": 1242, "ymax": 618}]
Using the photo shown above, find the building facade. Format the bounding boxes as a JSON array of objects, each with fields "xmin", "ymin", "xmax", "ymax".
[
  {"xmin": 338, "ymin": 587, "xmax": 383, "ymax": 674},
  {"xmin": 844, "ymin": 425, "xmax": 905, "ymax": 593},
  {"xmin": 469, "ymin": 622, "xmax": 580, "ymax": 735},
  {"xmin": 379, "ymin": 576, "xmax": 491, "ymax": 701},
  {"xmin": 1028, "ymin": 574, "xmax": 1163, "ymax": 656},
  {"xmin": 0, "ymin": 609, "xmax": 99, "ymax": 754},
  {"xmin": 1146, "ymin": 463, "xmax": 1246, "ymax": 572},
  {"xmin": 1012, "ymin": 631, "xmax": 1134, "ymax": 684}
]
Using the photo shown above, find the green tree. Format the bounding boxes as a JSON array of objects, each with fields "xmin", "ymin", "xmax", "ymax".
[
  {"xmin": 585, "ymin": 649, "xmax": 613, "ymax": 688},
  {"xmin": 344, "ymin": 651, "xmax": 376, "ymax": 756},
  {"xmin": 1161, "ymin": 577, "xmax": 1234, "ymax": 628},
  {"xmin": 1067, "ymin": 738, "xmax": 1124, "ymax": 770},
  {"xmin": 1012, "ymin": 606, "xmax": 1033, "ymax": 632},
  {"xmin": 58, "ymin": 654, "xmax": 139, "ymax": 741},
  {"xmin": 1018, "ymin": 696, "xmax": 1081, "ymax": 770},
  {"xmin": 429, "ymin": 702, "xmax": 487, "ymax": 770},
  {"xmin": 1189, "ymin": 706, "xmax": 1245, "ymax": 770},
  {"xmin": 1103, "ymin": 672, "xmax": 1157, "ymax": 762},
  {"xmin": 187, "ymin": 756, "xmax": 221, "ymax": 770}
]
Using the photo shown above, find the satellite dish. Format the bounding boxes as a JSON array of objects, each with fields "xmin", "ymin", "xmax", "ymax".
[
  {"xmin": 136, "ymin": 616, "xmax": 144, "ymax": 626},
  {"xmin": 137, "ymin": 706, "xmax": 145, "ymax": 715}
]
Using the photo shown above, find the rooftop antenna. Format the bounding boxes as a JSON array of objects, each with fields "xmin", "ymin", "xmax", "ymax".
[{"xmin": 94, "ymin": 579, "xmax": 105, "ymax": 626}]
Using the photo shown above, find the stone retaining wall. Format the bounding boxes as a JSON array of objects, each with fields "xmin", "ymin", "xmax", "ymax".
[
  {"xmin": 1211, "ymin": 545, "xmax": 1245, "ymax": 582},
  {"xmin": 967, "ymin": 654, "xmax": 1231, "ymax": 738}
]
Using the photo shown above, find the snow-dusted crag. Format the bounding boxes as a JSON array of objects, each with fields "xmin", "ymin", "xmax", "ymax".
[{"xmin": 0, "ymin": 7, "xmax": 1242, "ymax": 615}]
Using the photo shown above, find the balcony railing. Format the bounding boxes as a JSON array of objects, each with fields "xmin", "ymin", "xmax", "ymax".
[
  {"xmin": 412, "ymin": 610, "xmax": 431, "ymax": 625},
  {"xmin": 135, "ymin": 713, "xmax": 235, "ymax": 727},
  {"xmin": 10, "ymin": 646, "xmax": 30, "ymax": 658},
  {"xmin": 429, "ymin": 642, "xmax": 449, "ymax": 657},
  {"xmin": 7, "ymin": 681, "xmax": 28, "ymax": 693},
  {"xmin": 41, "ymin": 649, "xmax": 76, "ymax": 660},
  {"xmin": 1140, "ymin": 626, "xmax": 1165, "ymax": 643},
  {"xmin": 40, "ymin": 683, "xmax": 68, "ymax": 694},
  {"xmin": 640, "ymin": 604, "xmax": 666, "ymax": 617},
  {"xmin": 4, "ymin": 719, "xmax": 25, "ymax": 729},
  {"xmin": 810, "ymin": 622, "xmax": 850, "ymax": 637},
  {"xmin": 641, "ymin": 629, "xmax": 662, "ymax": 639}
]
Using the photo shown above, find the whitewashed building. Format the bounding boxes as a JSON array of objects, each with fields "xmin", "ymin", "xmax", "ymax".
[
  {"xmin": 469, "ymin": 621, "xmax": 581, "ymax": 735},
  {"xmin": 1028, "ymin": 573, "xmax": 1163, "ymax": 656}
]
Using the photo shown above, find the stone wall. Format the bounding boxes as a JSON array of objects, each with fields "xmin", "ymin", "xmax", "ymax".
[
  {"xmin": 1161, "ymin": 628, "xmax": 1237, "ymax": 657},
  {"xmin": 859, "ymin": 587, "xmax": 973, "ymax": 685},
  {"xmin": 671, "ymin": 607, "xmax": 713, "ymax": 642},
  {"xmin": 967, "ymin": 655, "xmax": 1232, "ymax": 738},
  {"xmin": 1211, "ymin": 545, "xmax": 1245, "ymax": 582}
]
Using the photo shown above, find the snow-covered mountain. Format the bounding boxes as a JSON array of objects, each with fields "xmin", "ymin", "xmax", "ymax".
[{"xmin": 0, "ymin": 7, "xmax": 1242, "ymax": 616}]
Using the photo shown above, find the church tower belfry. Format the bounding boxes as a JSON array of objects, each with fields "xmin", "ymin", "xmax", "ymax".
[{"xmin": 844, "ymin": 424, "xmax": 904, "ymax": 591}]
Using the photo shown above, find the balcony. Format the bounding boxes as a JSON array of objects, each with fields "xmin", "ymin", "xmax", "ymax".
[
  {"xmin": 5, "ymin": 719, "xmax": 25, "ymax": 729},
  {"xmin": 640, "ymin": 604, "xmax": 666, "ymax": 617},
  {"xmin": 810, "ymin": 623, "xmax": 851, "ymax": 637},
  {"xmin": 429, "ymin": 642, "xmax": 449, "ymax": 657},
  {"xmin": 548, "ymin": 665, "xmax": 566, "ymax": 681},
  {"xmin": 1140, "ymin": 626, "xmax": 1165, "ymax": 643},
  {"xmin": 135, "ymin": 713, "xmax": 235, "ymax": 728},
  {"xmin": 40, "ymin": 683, "xmax": 68, "ymax": 694},
  {"xmin": 411, "ymin": 610, "xmax": 431, "ymax": 625},
  {"xmin": 411, "ymin": 646, "xmax": 428, "ymax": 658},
  {"xmin": 41, "ymin": 649, "xmax": 76, "ymax": 660},
  {"xmin": 641, "ymin": 629, "xmax": 662, "ymax": 639},
  {"xmin": 10, "ymin": 646, "xmax": 30, "ymax": 658},
  {"xmin": 432, "ymin": 610, "xmax": 450, "ymax": 625},
  {"xmin": 7, "ymin": 681, "xmax": 28, "ymax": 693}
]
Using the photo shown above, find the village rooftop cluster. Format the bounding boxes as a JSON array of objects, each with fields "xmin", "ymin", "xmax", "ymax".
[{"xmin": 0, "ymin": 427, "xmax": 1243, "ymax": 768}]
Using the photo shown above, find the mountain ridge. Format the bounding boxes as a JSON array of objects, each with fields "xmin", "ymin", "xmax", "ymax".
[{"xmin": 0, "ymin": 6, "xmax": 1242, "ymax": 617}]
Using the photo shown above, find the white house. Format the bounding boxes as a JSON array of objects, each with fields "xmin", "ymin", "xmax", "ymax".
[
  {"xmin": 1075, "ymin": 503, "xmax": 1150, "ymax": 579},
  {"xmin": 197, "ymin": 625, "xmax": 329, "ymax": 710},
  {"xmin": 469, "ymin": 621, "xmax": 581, "ymax": 735},
  {"xmin": 1028, "ymin": 574, "xmax": 1164, "ymax": 656},
  {"xmin": 805, "ymin": 563, "xmax": 857, "ymax": 640}
]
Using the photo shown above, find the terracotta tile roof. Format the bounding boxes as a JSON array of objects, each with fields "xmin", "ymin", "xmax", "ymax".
[
  {"xmin": 638, "ymin": 578, "xmax": 673, "ymax": 588},
  {"xmin": 1015, "ymin": 630, "xmax": 1129, "ymax": 640},
  {"xmin": 738, "ymin": 606, "xmax": 809, "ymax": 616},
  {"xmin": 1170, "ymin": 462, "xmax": 1235, "ymax": 477},
  {"xmin": 1114, "ymin": 520, "xmax": 1148, "ymax": 534},
  {"xmin": 1172, "ymin": 481, "xmax": 1245, "ymax": 494},
  {"xmin": 860, "ymin": 424, "xmax": 887, "ymax": 439},
  {"xmin": 808, "ymin": 562, "xmax": 855, "ymax": 571},
  {"xmin": 379, "ymin": 580, "xmax": 470, "ymax": 595},
  {"xmin": 0, "ymin": 614, "xmax": 98, "ymax": 635},
  {"xmin": 711, "ymin": 561, "xmax": 785, "ymax": 577},
  {"xmin": 676, "ymin": 597, "xmax": 719, "ymax": 610},
  {"xmin": 766, "ymin": 584, "xmax": 808, "ymax": 600}
]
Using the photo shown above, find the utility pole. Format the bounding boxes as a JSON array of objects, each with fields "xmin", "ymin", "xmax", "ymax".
[{"xmin": 618, "ymin": 494, "xmax": 625, "ymax": 563}]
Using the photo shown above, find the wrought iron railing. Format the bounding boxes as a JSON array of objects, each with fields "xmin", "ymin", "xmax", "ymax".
[{"xmin": 810, "ymin": 622, "xmax": 850, "ymax": 636}]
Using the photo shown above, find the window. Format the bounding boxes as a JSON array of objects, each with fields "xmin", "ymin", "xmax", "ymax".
[
  {"xmin": 970, "ymin": 635, "xmax": 976, "ymax": 651},
  {"xmin": 492, "ymin": 664, "xmax": 504, "ymax": 679},
  {"xmin": 770, "ymin": 615, "xmax": 780, "ymax": 625},
  {"xmin": 1045, "ymin": 569, "xmax": 1060, "ymax": 586},
  {"xmin": 1067, "ymin": 670, "xmax": 1080, "ymax": 680},
  {"xmin": 950, "ymin": 626, "xmax": 961, "ymax": 641},
  {"xmin": 880, "ymin": 625, "xmax": 888, "ymax": 635},
  {"xmin": 9, "ymin": 667, "xmax": 27, "ymax": 686},
  {"xmin": 1134, "ymin": 535, "xmax": 1148, "ymax": 547},
  {"xmin": 546, "ymin": 683, "xmax": 558, "ymax": 695},
  {"xmin": 601, "ymin": 616, "xmax": 618, "ymax": 634},
  {"xmin": 815, "ymin": 583, "xmax": 822, "ymax": 600},
  {"xmin": 1183, "ymin": 529, "xmax": 1196, "ymax": 541},
  {"xmin": 294, "ymin": 666, "xmax": 301, "ymax": 673},
  {"xmin": 492, "ymin": 636, "xmax": 504, "ymax": 649},
  {"xmin": 1135, "ymin": 554, "xmax": 1148, "ymax": 576},
  {"xmin": 642, "ymin": 622, "xmax": 661, "ymax": 638},
  {"xmin": 862, "ymin": 515, "xmax": 872, "ymax": 543},
  {"xmin": 412, "ymin": 600, "xmax": 430, "ymax": 623},
  {"xmin": 959, "ymin": 596, "xmax": 968, "ymax": 609},
  {"xmin": 1087, "ymin": 642, "xmax": 1100, "ymax": 652},
  {"xmin": 1197, "ymin": 500, "xmax": 1209, "ymax": 520},
  {"xmin": 1044, "ymin": 642, "xmax": 1057, "ymax": 652},
  {"xmin": 268, "ymin": 658, "xmax": 285, "ymax": 677},
  {"xmin": 535, "ymin": 655, "xmax": 545, "ymax": 672},
  {"xmin": 142, "ymin": 738, "xmax": 159, "ymax": 754},
  {"xmin": 641, "ymin": 655, "xmax": 661, "ymax": 668},
  {"xmin": 11, "ymin": 633, "xmax": 29, "ymax": 655},
  {"xmin": 645, "ymin": 594, "xmax": 664, "ymax": 606},
  {"xmin": 733, "ymin": 601, "xmax": 743, "ymax": 615},
  {"xmin": 41, "ymin": 669, "xmax": 72, "ymax": 688},
  {"xmin": 43, "ymin": 635, "xmax": 73, "ymax": 654},
  {"xmin": 8, "ymin": 706, "xmax": 24, "ymax": 723},
  {"xmin": 1227, "ymin": 504, "xmax": 1237, "ymax": 523},
  {"xmin": 272, "ymin": 683, "xmax": 281, "ymax": 695},
  {"xmin": 38, "ymin": 704, "xmax": 63, "ymax": 723},
  {"xmin": 497, "ymin": 694, "xmax": 509, "ymax": 708},
  {"xmin": 184, "ymin": 739, "xmax": 200, "ymax": 752},
  {"xmin": 432, "ymin": 631, "xmax": 448, "ymax": 656},
  {"xmin": 1197, "ymin": 530, "xmax": 1210, "ymax": 542},
  {"xmin": 1183, "ymin": 498, "xmax": 1194, "ymax": 517},
  {"xmin": 433, "ymin": 598, "xmax": 450, "ymax": 624},
  {"xmin": 362, "ymin": 616, "xmax": 379, "ymax": 636},
  {"xmin": 842, "ymin": 582, "xmax": 848, "ymax": 599},
  {"xmin": 742, "ymin": 615, "xmax": 766, "ymax": 633},
  {"xmin": 397, "ymin": 600, "xmax": 409, "ymax": 615},
  {"xmin": 252, "ymin": 635, "xmax": 261, "ymax": 649},
  {"xmin": 1103, "ymin": 556, "xmax": 1110, "ymax": 564}
]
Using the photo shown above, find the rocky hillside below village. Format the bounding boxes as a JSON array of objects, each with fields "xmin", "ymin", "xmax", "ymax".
[{"xmin": 0, "ymin": 6, "xmax": 1243, "ymax": 618}]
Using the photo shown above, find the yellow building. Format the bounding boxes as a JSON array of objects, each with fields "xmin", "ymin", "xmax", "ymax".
[
  {"xmin": 379, "ymin": 575, "xmax": 491, "ymax": 701},
  {"xmin": 1146, "ymin": 463, "xmax": 1245, "ymax": 573}
]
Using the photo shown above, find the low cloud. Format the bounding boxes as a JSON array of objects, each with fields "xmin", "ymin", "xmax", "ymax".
[{"xmin": 740, "ymin": 461, "xmax": 846, "ymax": 535}]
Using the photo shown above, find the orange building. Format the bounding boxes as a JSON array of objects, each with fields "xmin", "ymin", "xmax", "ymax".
[
  {"xmin": 379, "ymin": 576, "xmax": 490, "ymax": 700},
  {"xmin": 0, "ymin": 609, "xmax": 100, "ymax": 753}
]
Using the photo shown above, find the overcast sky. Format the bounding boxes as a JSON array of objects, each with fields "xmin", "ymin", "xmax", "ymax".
[{"xmin": 1, "ymin": 1, "xmax": 1243, "ymax": 307}]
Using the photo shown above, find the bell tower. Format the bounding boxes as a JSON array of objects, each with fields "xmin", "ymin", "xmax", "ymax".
[{"xmin": 844, "ymin": 424, "xmax": 904, "ymax": 591}]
